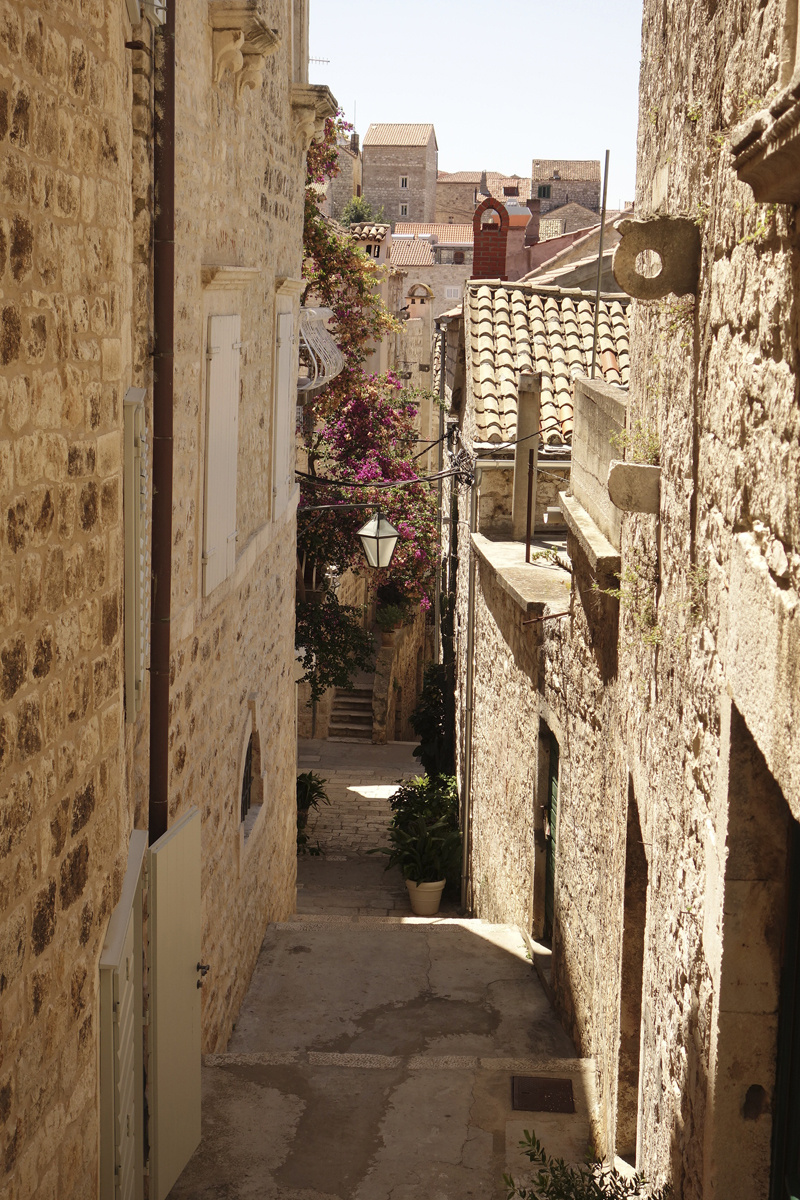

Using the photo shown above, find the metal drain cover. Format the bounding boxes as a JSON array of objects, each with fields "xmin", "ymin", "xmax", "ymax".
[{"xmin": 511, "ymin": 1076, "xmax": 575, "ymax": 1113}]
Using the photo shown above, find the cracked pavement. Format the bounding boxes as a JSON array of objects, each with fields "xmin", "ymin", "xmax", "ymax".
[{"xmin": 169, "ymin": 743, "xmax": 594, "ymax": 1199}]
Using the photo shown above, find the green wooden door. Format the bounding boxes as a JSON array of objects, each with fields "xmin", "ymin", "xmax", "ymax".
[
  {"xmin": 544, "ymin": 733, "xmax": 559, "ymax": 941},
  {"xmin": 772, "ymin": 820, "xmax": 800, "ymax": 1200}
]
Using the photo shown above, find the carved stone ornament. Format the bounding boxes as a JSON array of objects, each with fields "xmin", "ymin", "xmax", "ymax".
[
  {"xmin": 612, "ymin": 215, "xmax": 701, "ymax": 299},
  {"xmin": 730, "ymin": 67, "xmax": 800, "ymax": 203},
  {"xmin": 290, "ymin": 83, "xmax": 337, "ymax": 149},
  {"xmin": 209, "ymin": 0, "xmax": 279, "ymax": 91}
]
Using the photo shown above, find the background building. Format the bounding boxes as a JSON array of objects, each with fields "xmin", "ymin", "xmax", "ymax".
[
  {"xmin": 531, "ymin": 159, "xmax": 601, "ymax": 214},
  {"xmin": 362, "ymin": 123, "xmax": 438, "ymax": 227}
]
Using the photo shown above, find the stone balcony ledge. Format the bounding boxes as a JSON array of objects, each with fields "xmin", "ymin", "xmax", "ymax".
[
  {"xmin": 559, "ymin": 491, "xmax": 621, "ymax": 576},
  {"xmin": 471, "ymin": 533, "xmax": 571, "ymax": 614}
]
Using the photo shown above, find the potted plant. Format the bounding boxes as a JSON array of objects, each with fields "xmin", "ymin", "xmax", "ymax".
[
  {"xmin": 375, "ymin": 603, "xmax": 410, "ymax": 646},
  {"xmin": 369, "ymin": 815, "xmax": 461, "ymax": 916},
  {"xmin": 296, "ymin": 771, "xmax": 330, "ymax": 856}
]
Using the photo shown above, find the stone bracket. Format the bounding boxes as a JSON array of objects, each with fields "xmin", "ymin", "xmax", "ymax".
[
  {"xmin": 607, "ymin": 461, "xmax": 660, "ymax": 514},
  {"xmin": 209, "ymin": 0, "xmax": 280, "ymax": 97},
  {"xmin": 612, "ymin": 215, "xmax": 701, "ymax": 299},
  {"xmin": 290, "ymin": 83, "xmax": 338, "ymax": 149},
  {"xmin": 730, "ymin": 66, "xmax": 800, "ymax": 202}
]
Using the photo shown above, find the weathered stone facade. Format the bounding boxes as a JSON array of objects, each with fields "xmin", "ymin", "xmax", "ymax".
[
  {"xmin": 447, "ymin": 1, "xmax": 800, "ymax": 1195},
  {"xmin": 0, "ymin": 0, "xmax": 327, "ymax": 1192},
  {"xmin": 0, "ymin": 1, "xmax": 134, "ymax": 1192},
  {"xmin": 362, "ymin": 126, "xmax": 437, "ymax": 228}
]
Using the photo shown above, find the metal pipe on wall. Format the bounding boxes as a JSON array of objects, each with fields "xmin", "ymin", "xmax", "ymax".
[
  {"xmin": 434, "ymin": 321, "xmax": 447, "ymax": 664},
  {"xmin": 149, "ymin": 1, "xmax": 176, "ymax": 844},
  {"xmin": 460, "ymin": 475, "xmax": 479, "ymax": 912}
]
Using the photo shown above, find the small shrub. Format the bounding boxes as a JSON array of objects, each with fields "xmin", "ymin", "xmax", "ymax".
[
  {"xmin": 410, "ymin": 663, "xmax": 453, "ymax": 776},
  {"xmin": 609, "ymin": 421, "xmax": 660, "ymax": 466},
  {"xmin": 369, "ymin": 815, "xmax": 461, "ymax": 884},
  {"xmin": 296, "ymin": 771, "xmax": 330, "ymax": 856},
  {"xmin": 504, "ymin": 1130, "xmax": 671, "ymax": 1200},
  {"xmin": 386, "ymin": 774, "xmax": 460, "ymax": 891},
  {"xmin": 376, "ymin": 603, "xmax": 412, "ymax": 631}
]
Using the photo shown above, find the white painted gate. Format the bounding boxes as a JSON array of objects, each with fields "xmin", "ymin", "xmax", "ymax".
[
  {"xmin": 99, "ymin": 830, "xmax": 147, "ymax": 1200},
  {"xmin": 149, "ymin": 807, "xmax": 202, "ymax": 1200}
]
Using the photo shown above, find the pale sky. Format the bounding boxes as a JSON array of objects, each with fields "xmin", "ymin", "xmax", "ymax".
[{"xmin": 309, "ymin": 0, "xmax": 644, "ymax": 210}]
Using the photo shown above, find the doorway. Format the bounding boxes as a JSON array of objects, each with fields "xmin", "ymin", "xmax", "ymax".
[
  {"xmin": 543, "ymin": 730, "xmax": 559, "ymax": 942},
  {"xmin": 615, "ymin": 781, "xmax": 647, "ymax": 1164}
]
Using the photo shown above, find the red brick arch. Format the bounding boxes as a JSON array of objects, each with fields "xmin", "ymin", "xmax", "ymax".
[{"xmin": 471, "ymin": 197, "xmax": 509, "ymax": 281}]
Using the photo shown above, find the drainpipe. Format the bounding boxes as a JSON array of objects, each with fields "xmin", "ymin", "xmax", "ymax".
[
  {"xmin": 149, "ymin": 0, "xmax": 175, "ymax": 844},
  {"xmin": 434, "ymin": 320, "xmax": 446, "ymax": 663},
  {"xmin": 460, "ymin": 475, "xmax": 478, "ymax": 912}
]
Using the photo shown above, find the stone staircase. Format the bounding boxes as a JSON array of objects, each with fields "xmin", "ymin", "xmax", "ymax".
[{"xmin": 327, "ymin": 680, "xmax": 374, "ymax": 742}]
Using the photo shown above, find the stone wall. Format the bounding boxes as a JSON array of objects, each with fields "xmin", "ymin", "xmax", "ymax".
[
  {"xmin": 0, "ymin": 0, "xmax": 134, "ymax": 1193},
  {"xmin": 436, "ymin": 180, "xmax": 478, "ymax": 224},
  {"xmin": 372, "ymin": 609, "xmax": 429, "ymax": 744},
  {"xmin": 539, "ymin": 179, "xmax": 600, "ymax": 215},
  {"xmin": 362, "ymin": 139, "xmax": 437, "ymax": 228},
  {"xmin": 451, "ymin": 0, "xmax": 800, "ymax": 1192},
  {"xmin": 328, "ymin": 142, "xmax": 361, "ymax": 221}
]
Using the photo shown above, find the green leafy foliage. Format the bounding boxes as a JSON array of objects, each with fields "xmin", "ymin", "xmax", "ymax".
[
  {"xmin": 369, "ymin": 815, "xmax": 461, "ymax": 884},
  {"xmin": 504, "ymin": 1131, "xmax": 671, "ymax": 1200},
  {"xmin": 386, "ymin": 774, "xmax": 460, "ymax": 890},
  {"xmin": 375, "ymin": 603, "xmax": 412, "ymax": 631},
  {"xmin": 410, "ymin": 664, "xmax": 453, "ymax": 776},
  {"xmin": 609, "ymin": 420, "xmax": 660, "ymax": 466},
  {"xmin": 295, "ymin": 595, "xmax": 375, "ymax": 704},
  {"xmin": 296, "ymin": 771, "xmax": 330, "ymax": 856},
  {"xmin": 340, "ymin": 195, "xmax": 386, "ymax": 226}
]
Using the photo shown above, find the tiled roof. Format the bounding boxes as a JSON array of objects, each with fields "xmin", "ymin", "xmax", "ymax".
[
  {"xmin": 539, "ymin": 218, "xmax": 567, "ymax": 240},
  {"xmin": 531, "ymin": 159, "xmax": 601, "ymax": 182},
  {"xmin": 466, "ymin": 282, "xmax": 629, "ymax": 445},
  {"xmin": 350, "ymin": 223, "xmax": 391, "ymax": 241},
  {"xmin": 389, "ymin": 238, "xmax": 435, "ymax": 267},
  {"xmin": 438, "ymin": 171, "xmax": 482, "ymax": 183},
  {"xmin": 394, "ymin": 222, "xmax": 474, "ymax": 244},
  {"xmin": 363, "ymin": 123, "xmax": 437, "ymax": 148},
  {"xmin": 485, "ymin": 174, "xmax": 533, "ymax": 202}
]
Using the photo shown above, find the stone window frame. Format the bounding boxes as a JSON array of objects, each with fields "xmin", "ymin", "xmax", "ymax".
[
  {"xmin": 400, "ymin": 175, "xmax": 408, "ymax": 189},
  {"xmin": 399, "ymin": 202, "xmax": 409, "ymax": 217},
  {"xmin": 236, "ymin": 692, "xmax": 267, "ymax": 873},
  {"xmin": 537, "ymin": 184, "xmax": 551, "ymax": 199}
]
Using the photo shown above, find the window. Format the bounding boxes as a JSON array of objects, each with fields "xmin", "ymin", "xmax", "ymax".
[
  {"xmin": 445, "ymin": 286, "xmax": 461, "ymax": 300},
  {"xmin": 400, "ymin": 175, "xmax": 408, "ymax": 188},
  {"xmin": 240, "ymin": 735, "xmax": 253, "ymax": 823},
  {"xmin": 202, "ymin": 314, "xmax": 241, "ymax": 596},
  {"xmin": 399, "ymin": 203, "xmax": 408, "ymax": 217},
  {"xmin": 453, "ymin": 250, "xmax": 465, "ymax": 265},
  {"xmin": 537, "ymin": 185, "xmax": 551, "ymax": 199},
  {"xmin": 272, "ymin": 311, "xmax": 296, "ymax": 520},
  {"xmin": 503, "ymin": 185, "xmax": 519, "ymax": 196}
]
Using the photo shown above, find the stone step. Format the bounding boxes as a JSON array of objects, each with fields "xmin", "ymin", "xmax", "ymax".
[
  {"xmin": 328, "ymin": 723, "xmax": 373, "ymax": 739},
  {"xmin": 330, "ymin": 711, "xmax": 372, "ymax": 725},
  {"xmin": 331, "ymin": 703, "xmax": 373, "ymax": 716}
]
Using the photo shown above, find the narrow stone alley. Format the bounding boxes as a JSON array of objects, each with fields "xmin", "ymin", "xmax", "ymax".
[{"xmin": 169, "ymin": 741, "xmax": 592, "ymax": 1199}]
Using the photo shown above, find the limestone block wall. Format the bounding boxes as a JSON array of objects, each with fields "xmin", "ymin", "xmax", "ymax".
[
  {"xmin": 436, "ymin": 180, "xmax": 478, "ymax": 224},
  {"xmin": 539, "ymin": 179, "xmax": 600, "ymax": 215},
  {"xmin": 362, "ymin": 140, "xmax": 437, "ymax": 228},
  {"xmin": 0, "ymin": 0, "xmax": 134, "ymax": 1193},
  {"xmin": 165, "ymin": 0, "xmax": 309, "ymax": 1051}
]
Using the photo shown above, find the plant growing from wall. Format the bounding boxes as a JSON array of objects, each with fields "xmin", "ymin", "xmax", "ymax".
[
  {"xmin": 504, "ymin": 1130, "xmax": 671, "ymax": 1199},
  {"xmin": 609, "ymin": 420, "xmax": 661, "ymax": 466}
]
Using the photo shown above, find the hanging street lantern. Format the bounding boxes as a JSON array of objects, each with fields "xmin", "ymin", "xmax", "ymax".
[{"xmin": 357, "ymin": 510, "xmax": 400, "ymax": 569}]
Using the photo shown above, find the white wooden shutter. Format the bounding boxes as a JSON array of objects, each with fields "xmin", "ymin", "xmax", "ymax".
[
  {"xmin": 149, "ymin": 808, "xmax": 202, "ymax": 1200},
  {"xmin": 100, "ymin": 830, "xmax": 147, "ymax": 1200},
  {"xmin": 273, "ymin": 311, "xmax": 296, "ymax": 520},
  {"xmin": 203, "ymin": 315, "xmax": 240, "ymax": 596}
]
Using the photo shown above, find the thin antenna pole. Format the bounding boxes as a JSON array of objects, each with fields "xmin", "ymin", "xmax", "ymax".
[{"xmin": 591, "ymin": 149, "xmax": 610, "ymax": 380}]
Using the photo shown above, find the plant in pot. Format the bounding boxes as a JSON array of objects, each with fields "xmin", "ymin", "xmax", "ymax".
[
  {"xmin": 375, "ymin": 602, "xmax": 411, "ymax": 645},
  {"xmin": 369, "ymin": 815, "xmax": 461, "ymax": 915},
  {"xmin": 296, "ymin": 771, "xmax": 330, "ymax": 855}
]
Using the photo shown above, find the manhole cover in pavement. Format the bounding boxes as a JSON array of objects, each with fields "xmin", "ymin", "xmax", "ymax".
[{"xmin": 511, "ymin": 1076, "xmax": 575, "ymax": 1113}]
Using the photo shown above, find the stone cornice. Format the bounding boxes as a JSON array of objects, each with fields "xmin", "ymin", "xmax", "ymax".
[
  {"xmin": 730, "ymin": 67, "xmax": 800, "ymax": 202},
  {"xmin": 201, "ymin": 265, "xmax": 262, "ymax": 290}
]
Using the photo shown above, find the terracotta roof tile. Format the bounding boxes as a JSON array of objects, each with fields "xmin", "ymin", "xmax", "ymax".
[
  {"xmin": 394, "ymin": 222, "xmax": 474, "ymax": 244},
  {"xmin": 388, "ymin": 238, "xmax": 435, "ymax": 267},
  {"xmin": 466, "ymin": 281, "xmax": 630, "ymax": 445},
  {"xmin": 350, "ymin": 222, "xmax": 391, "ymax": 242},
  {"xmin": 531, "ymin": 159, "xmax": 601, "ymax": 182},
  {"xmin": 363, "ymin": 123, "xmax": 437, "ymax": 148}
]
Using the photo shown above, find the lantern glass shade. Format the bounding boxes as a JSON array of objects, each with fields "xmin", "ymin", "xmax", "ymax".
[{"xmin": 357, "ymin": 512, "xmax": 400, "ymax": 568}]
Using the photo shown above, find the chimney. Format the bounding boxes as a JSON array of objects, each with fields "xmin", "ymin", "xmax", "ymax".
[
  {"xmin": 471, "ymin": 198, "xmax": 509, "ymax": 281},
  {"xmin": 350, "ymin": 131, "xmax": 360, "ymax": 154},
  {"xmin": 479, "ymin": 168, "xmax": 488, "ymax": 196},
  {"xmin": 524, "ymin": 197, "xmax": 541, "ymax": 245}
]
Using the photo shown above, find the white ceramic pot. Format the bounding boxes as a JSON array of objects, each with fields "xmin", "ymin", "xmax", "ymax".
[{"xmin": 406, "ymin": 878, "xmax": 446, "ymax": 916}]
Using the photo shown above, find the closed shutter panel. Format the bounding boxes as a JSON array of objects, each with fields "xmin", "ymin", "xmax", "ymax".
[
  {"xmin": 203, "ymin": 315, "xmax": 240, "ymax": 596},
  {"xmin": 149, "ymin": 809, "xmax": 202, "ymax": 1200},
  {"xmin": 273, "ymin": 311, "xmax": 295, "ymax": 520}
]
